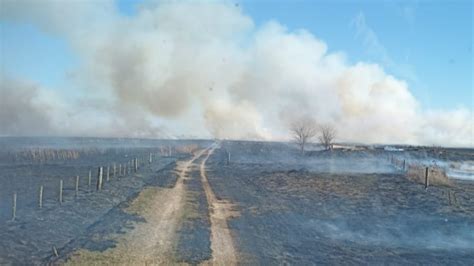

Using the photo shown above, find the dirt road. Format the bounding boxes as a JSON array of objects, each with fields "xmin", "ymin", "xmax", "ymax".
[
  {"xmin": 66, "ymin": 143, "xmax": 238, "ymax": 265},
  {"xmin": 200, "ymin": 145, "xmax": 238, "ymax": 265}
]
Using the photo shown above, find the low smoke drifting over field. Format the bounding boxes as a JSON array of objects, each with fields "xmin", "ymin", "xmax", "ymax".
[{"xmin": 0, "ymin": 0, "xmax": 472, "ymax": 146}]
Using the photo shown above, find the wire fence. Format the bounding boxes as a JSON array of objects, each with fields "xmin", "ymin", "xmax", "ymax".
[
  {"xmin": 1, "ymin": 148, "xmax": 175, "ymax": 222},
  {"xmin": 388, "ymin": 155, "xmax": 452, "ymax": 188}
]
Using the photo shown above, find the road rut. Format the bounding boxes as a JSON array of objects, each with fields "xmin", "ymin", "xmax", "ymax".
[{"xmin": 200, "ymin": 145, "xmax": 238, "ymax": 266}]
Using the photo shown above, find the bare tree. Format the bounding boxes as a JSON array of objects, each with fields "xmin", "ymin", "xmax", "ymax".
[
  {"xmin": 291, "ymin": 118, "xmax": 317, "ymax": 155},
  {"xmin": 319, "ymin": 124, "xmax": 336, "ymax": 150}
]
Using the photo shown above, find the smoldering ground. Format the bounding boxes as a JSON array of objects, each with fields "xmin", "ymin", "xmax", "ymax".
[
  {"xmin": 0, "ymin": 0, "xmax": 472, "ymax": 146},
  {"xmin": 206, "ymin": 141, "xmax": 474, "ymax": 264}
]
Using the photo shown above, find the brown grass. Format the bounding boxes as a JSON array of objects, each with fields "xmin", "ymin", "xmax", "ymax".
[
  {"xmin": 407, "ymin": 164, "xmax": 452, "ymax": 187},
  {"xmin": 176, "ymin": 144, "xmax": 200, "ymax": 155}
]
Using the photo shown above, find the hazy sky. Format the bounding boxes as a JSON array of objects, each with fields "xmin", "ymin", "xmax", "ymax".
[{"xmin": 0, "ymin": 0, "xmax": 472, "ymax": 146}]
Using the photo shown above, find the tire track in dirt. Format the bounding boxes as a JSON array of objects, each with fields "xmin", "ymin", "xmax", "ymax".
[
  {"xmin": 200, "ymin": 145, "xmax": 239, "ymax": 265},
  {"xmin": 65, "ymin": 147, "xmax": 211, "ymax": 265}
]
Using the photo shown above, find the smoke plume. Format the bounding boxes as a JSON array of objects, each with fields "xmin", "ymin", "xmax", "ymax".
[
  {"xmin": 0, "ymin": 76, "xmax": 54, "ymax": 136},
  {"xmin": 0, "ymin": 0, "xmax": 472, "ymax": 146}
]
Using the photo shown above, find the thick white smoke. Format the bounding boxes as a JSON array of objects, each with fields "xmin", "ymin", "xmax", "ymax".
[
  {"xmin": 0, "ymin": 0, "xmax": 472, "ymax": 146},
  {"xmin": 0, "ymin": 76, "xmax": 54, "ymax": 136}
]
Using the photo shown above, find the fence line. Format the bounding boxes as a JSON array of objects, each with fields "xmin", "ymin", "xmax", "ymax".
[
  {"xmin": 2, "ymin": 146, "xmax": 201, "ymax": 222},
  {"xmin": 4, "ymin": 151, "xmax": 163, "ymax": 222},
  {"xmin": 389, "ymin": 155, "xmax": 452, "ymax": 188}
]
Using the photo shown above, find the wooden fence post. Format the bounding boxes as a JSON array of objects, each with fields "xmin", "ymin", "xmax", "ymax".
[
  {"xmin": 88, "ymin": 170, "xmax": 92, "ymax": 189},
  {"xmin": 149, "ymin": 153, "xmax": 152, "ymax": 164},
  {"xmin": 12, "ymin": 192, "xmax": 17, "ymax": 221},
  {"xmin": 39, "ymin": 185, "xmax": 43, "ymax": 208},
  {"xmin": 425, "ymin": 167, "xmax": 429, "ymax": 189},
  {"xmin": 75, "ymin": 176, "xmax": 80, "ymax": 197},
  {"xmin": 135, "ymin": 158, "xmax": 138, "ymax": 172},
  {"xmin": 106, "ymin": 166, "xmax": 110, "ymax": 182},
  {"xmin": 97, "ymin": 167, "xmax": 103, "ymax": 191},
  {"xmin": 52, "ymin": 246, "xmax": 59, "ymax": 257},
  {"xmin": 59, "ymin": 180, "xmax": 63, "ymax": 204},
  {"xmin": 119, "ymin": 164, "xmax": 122, "ymax": 176},
  {"xmin": 227, "ymin": 151, "xmax": 231, "ymax": 165},
  {"xmin": 113, "ymin": 163, "xmax": 116, "ymax": 178}
]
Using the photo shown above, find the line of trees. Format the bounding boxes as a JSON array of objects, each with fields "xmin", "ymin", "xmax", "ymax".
[{"xmin": 290, "ymin": 118, "xmax": 336, "ymax": 154}]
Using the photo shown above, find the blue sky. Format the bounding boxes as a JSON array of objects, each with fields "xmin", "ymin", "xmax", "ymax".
[{"xmin": 1, "ymin": 0, "xmax": 472, "ymax": 110}]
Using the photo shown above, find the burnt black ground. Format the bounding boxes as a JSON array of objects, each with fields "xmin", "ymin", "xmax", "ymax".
[{"xmin": 206, "ymin": 141, "xmax": 474, "ymax": 265}]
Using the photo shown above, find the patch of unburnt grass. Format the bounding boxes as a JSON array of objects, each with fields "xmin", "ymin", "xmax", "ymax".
[{"xmin": 125, "ymin": 187, "xmax": 161, "ymax": 215}]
